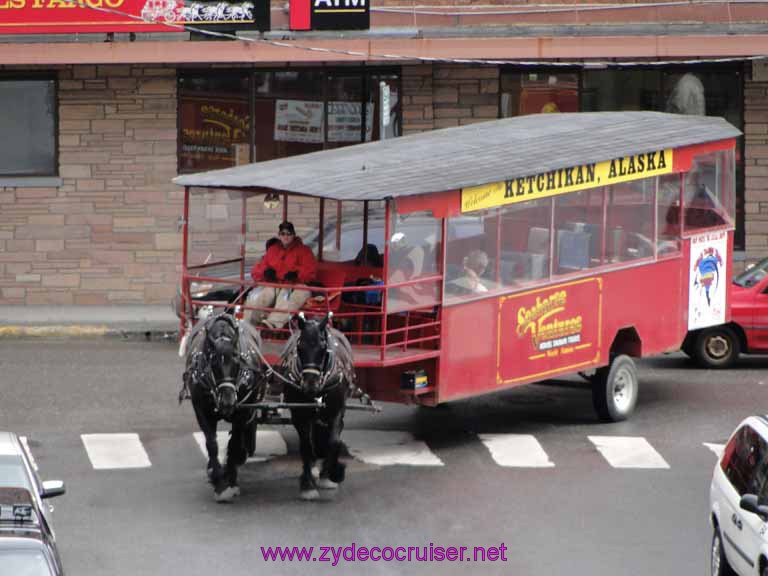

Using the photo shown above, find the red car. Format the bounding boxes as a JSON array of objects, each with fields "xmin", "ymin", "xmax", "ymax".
[{"xmin": 685, "ymin": 257, "xmax": 768, "ymax": 368}]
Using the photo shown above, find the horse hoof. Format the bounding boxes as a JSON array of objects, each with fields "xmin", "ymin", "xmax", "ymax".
[
  {"xmin": 311, "ymin": 465, "xmax": 320, "ymax": 479},
  {"xmin": 214, "ymin": 486, "xmax": 237, "ymax": 503},
  {"xmin": 230, "ymin": 485, "xmax": 241, "ymax": 498},
  {"xmin": 300, "ymin": 489, "xmax": 320, "ymax": 501},
  {"xmin": 317, "ymin": 478, "xmax": 338, "ymax": 490}
]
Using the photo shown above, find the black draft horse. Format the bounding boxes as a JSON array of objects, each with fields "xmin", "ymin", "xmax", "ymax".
[
  {"xmin": 181, "ymin": 313, "xmax": 265, "ymax": 502},
  {"xmin": 280, "ymin": 312, "xmax": 355, "ymax": 501}
]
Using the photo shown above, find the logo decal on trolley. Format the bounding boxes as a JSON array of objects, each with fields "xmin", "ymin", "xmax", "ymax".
[
  {"xmin": 497, "ymin": 278, "xmax": 602, "ymax": 385},
  {"xmin": 516, "ymin": 290, "xmax": 584, "ymax": 356},
  {"xmin": 688, "ymin": 230, "xmax": 728, "ymax": 331}
]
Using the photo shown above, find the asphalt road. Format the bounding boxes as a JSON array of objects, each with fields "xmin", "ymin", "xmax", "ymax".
[{"xmin": 1, "ymin": 338, "xmax": 766, "ymax": 575}]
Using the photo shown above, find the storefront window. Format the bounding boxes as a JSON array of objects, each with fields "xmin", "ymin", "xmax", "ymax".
[
  {"xmin": 180, "ymin": 69, "xmax": 401, "ymax": 171},
  {"xmin": 501, "ymin": 65, "xmax": 744, "ymax": 248},
  {"xmin": 500, "ymin": 72, "xmax": 578, "ymax": 117},
  {"xmin": 178, "ymin": 73, "xmax": 250, "ymax": 173},
  {"xmin": 582, "ymin": 66, "xmax": 744, "ymax": 248},
  {"xmin": 0, "ymin": 78, "xmax": 57, "ymax": 176}
]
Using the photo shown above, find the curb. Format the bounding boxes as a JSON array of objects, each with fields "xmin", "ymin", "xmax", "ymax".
[{"xmin": 0, "ymin": 325, "xmax": 179, "ymax": 341}]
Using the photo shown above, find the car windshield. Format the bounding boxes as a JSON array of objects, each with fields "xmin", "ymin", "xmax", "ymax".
[
  {"xmin": 0, "ymin": 456, "xmax": 33, "ymax": 492},
  {"xmin": 0, "ymin": 549, "xmax": 52, "ymax": 576},
  {"xmin": 733, "ymin": 257, "xmax": 768, "ymax": 288}
]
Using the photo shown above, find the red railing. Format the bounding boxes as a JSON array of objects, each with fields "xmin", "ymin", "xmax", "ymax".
[{"xmin": 179, "ymin": 271, "xmax": 442, "ymax": 365}]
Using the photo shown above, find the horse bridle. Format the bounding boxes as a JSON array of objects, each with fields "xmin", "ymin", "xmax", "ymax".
[
  {"xmin": 293, "ymin": 331, "xmax": 341, "ymax": 397},
  {"xmin": 203, "ymin": 316, "xmax": 245, "ymax": 412}
]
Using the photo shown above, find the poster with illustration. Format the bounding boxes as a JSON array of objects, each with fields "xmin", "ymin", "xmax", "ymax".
[{"xmin": 688, "ymin": 230, "xmax": 727, "ymax": 330}]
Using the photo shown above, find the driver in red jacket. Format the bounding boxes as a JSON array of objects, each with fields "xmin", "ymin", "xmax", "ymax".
[{"xmin": 249, "ymin": 221, "xmax": 317, "ymax": 329}]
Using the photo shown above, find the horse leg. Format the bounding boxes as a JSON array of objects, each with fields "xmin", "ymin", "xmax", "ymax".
[
  {"xmin": 193, "ymin": 403, "xmax": 226, "ymax": 494},
  {"xmin": 319, "ymin": 408, "xmax": 346, "ymax": 489},
  {"xmin": 217, "ymin": 425, "xmax": 247, "ymax": 503},
  {"xmin": 292, "ymin": 410, "xmax": 319, "ymax": 501},
  {"xmin": 245, "ymin": 415, "xmax": 257, "ymax": 458}
]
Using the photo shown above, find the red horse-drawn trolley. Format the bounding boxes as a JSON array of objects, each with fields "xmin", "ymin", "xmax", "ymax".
[{"xmin": 174, "ymin": 111, "xmax": 739, "ymax": 422}]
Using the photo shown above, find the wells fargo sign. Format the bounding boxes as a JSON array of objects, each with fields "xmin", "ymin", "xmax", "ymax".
[
  {"xmin": 497, "ymin": 278, "xmax": 602, "ymax": 384},
  {"xmin": 0, "ymin": 0, "xmax": 180, "ymax": 33},
  {"xmin": 461, "ymin": 149, "xmax": 673, "ymax": 213},
  {"xmin": 0, "ymin": 0, "xmax": 270, "ymax": 33}
]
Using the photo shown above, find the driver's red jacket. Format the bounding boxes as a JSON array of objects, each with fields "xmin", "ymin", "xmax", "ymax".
[{"xmin": 251, "ymin": 238, "xmax": 317, "ymax": 284}]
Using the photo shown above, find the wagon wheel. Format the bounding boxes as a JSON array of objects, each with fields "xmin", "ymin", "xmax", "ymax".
[{"xmin": 591, "ymin": 355, "xmax": 638, "ymax": 422}]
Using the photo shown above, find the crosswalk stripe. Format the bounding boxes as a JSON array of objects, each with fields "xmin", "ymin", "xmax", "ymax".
[
  {"xmin": 478, "ymin": 434, "xmax": 555, "ymax": 468},
  {"xmin": 344, "ymin": 430, "xmax": 444, "ymax": 466},
  {"xmin": 193, "ymin": 430, "xmax": 288, "ymax": 464},
  {"xmin": 28, "ymin": 431, "xmax": 725, "ymax": 471},
  {"xmin": 19, "ymin": 436, "xmax": 38, "ymax": 472},
  {"xmin": 81, "ymin": 433, "xmax": 151, "ymax": 470},
  {"xmin": 588, "ymin": 436, "xmax": 670, "ymax": 469}
]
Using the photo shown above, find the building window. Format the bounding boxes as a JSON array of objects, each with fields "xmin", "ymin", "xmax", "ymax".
[
  {"xmin": 500, "ymin": 65, "xmax": 745, "ymax": 249},
  {"xmin": 178, "ymin": 73, "xmax": 251, "ymax": 173},
  {"xmin": 0, "ymin": 78, "xmax": 57, "ymax": 177},
  {"xmin": 178, "ymin": 68, "xmax": 401, "ymax": 173}
]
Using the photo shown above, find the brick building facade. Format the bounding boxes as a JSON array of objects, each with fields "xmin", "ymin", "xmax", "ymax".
[{"xmin": 0, "ymin": 27, "xmax": 766, "ymax": 305}]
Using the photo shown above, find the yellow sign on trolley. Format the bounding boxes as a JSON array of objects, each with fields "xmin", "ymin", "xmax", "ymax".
[{"xmin": 461, "ymin": 149, "xmax": 673, "ymax": 213}]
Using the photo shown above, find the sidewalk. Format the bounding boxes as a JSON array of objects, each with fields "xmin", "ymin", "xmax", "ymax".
[{"xmin": 0, "ymin": 305, "xmax": 180, "ymax": 340}]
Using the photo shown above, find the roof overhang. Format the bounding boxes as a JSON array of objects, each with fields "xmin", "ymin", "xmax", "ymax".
[{"xmin": 0, "ymin": 33, "xmax": 767, "ymax": 66}]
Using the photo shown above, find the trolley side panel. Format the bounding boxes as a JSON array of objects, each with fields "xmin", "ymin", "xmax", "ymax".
[{"xmin": 438, "ymin": 256, "xmax": 688, "ymax": 403}]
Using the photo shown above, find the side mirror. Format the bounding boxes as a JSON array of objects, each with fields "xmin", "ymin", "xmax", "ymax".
[
  {"xmin": 41, "ymin": 480, "xmax": 66, "ymax": 499},
  {"xmin": 740, "ymin": 494, "xmax": 768, "ymax": 521}
]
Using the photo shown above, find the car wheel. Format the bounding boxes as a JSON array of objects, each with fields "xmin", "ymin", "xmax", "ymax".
[
  {"xmin": 694, "ymin": 326, "xmax": 740, "ymax": 369},
  {"xmin": 592, "ymin": 355, "xmax": 638, "ymax": 422},
  {"xmin": 711, "ymin": 526, "xmax": 735, "ymax": 576}
]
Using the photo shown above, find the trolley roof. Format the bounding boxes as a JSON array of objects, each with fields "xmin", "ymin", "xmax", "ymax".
[{"xmin": 173, "ymin": 111, "xmax": 740, "ymax": 201}]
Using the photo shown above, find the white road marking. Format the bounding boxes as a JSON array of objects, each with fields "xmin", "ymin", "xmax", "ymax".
[
  {"xmin": 194, "ymin": 429, "xmax": 287, "ymax": 464},
  {"xmin": 704, "ymin": 442, "xmax": 725, "ymax": 458},
  {"xmin": 19, "ymin": 436, "xmax": 38, "ymax": 471},
  {"xmin": 81, "ymin": 433, "xmax": 151, "ymax": 470},
  {"xmin": 478, "ymin": 434, "xmax": 554, "ymax": 468},
  {"xmin": 344, "ymin": 430, "xmax": 444, "ymax": 466},
  {"xmin": 588, "ymin": 436, "xmax": 670, "ymax": 469}
]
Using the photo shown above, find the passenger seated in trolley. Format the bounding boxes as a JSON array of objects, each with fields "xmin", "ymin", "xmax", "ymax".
[
  {"xmin": 447, "ymin": 249, "xmax": 490, "ymax": 296},
  {"xmin": 248, "ymin": 221, "xmax": 317, "ymax": 329}
]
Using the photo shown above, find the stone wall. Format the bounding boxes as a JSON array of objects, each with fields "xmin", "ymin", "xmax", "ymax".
[
  {"xmin": 402, "ymin": 63, "xmax": 499, "ymax": 135},
  {"xmin": 0, "ymin": 65, "xmax": 180, "ymax": 305},
  {"xmin": 744, "ymin": 65, "xmax": 768, "ymax": 261}
]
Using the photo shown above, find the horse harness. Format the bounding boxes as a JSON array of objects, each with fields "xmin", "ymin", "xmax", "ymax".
[
  {"xmin": 181, "ymin": 315, "xmax": 265, "ymax": 415},
  {"xmin": 279, "ymin": 328, "xmax": 356, "ymax": 400}
]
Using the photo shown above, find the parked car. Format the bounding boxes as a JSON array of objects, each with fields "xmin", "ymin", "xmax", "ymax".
[
  {"xmin": 685, "ymin": 257, "xmax": 768, "ymax": 368},
  {"xmin": 0, "ymin": 431, "xmax": 66, "ymax": 575},
  {"xmin": 710, "ymin": 416, "xmax": 768, "ymax": 576}
]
